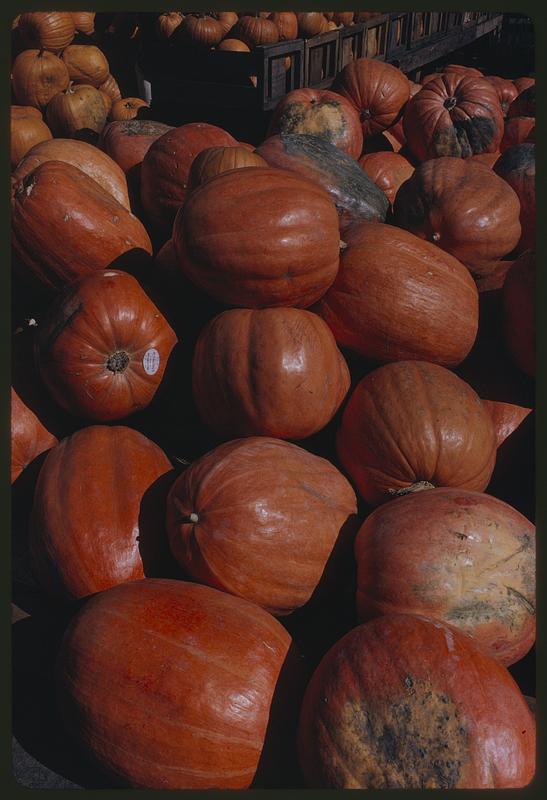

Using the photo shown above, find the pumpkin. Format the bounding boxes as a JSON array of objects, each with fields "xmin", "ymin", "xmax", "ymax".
[
  {"xmin": 255, "ymin": 134, "xmax": 388, "ymax": 233},
  {"xmin": 100, "ymin": 119, "xmax": 173, "ymax": 175},
  {"xmin": 314, "ymin": 222, "xmax": 478, "ymax": 366},
  {"xmin": 45, "ymin": 82, "xmax": 108, "ymax": 138},
  {"xmin": 175, "ymin": 13, "xmax": 224, "ymax": 48},
  {"xmin": 298, "ymin": 614, "xmax": 535, "ymax": 788},
  {"xmin": 172, "ymin": 166, "xmax": 340, "ymax": 308},
  {"xmin": 494, "ymin": 143, "xmax": 535, "ymax": 254},
  {"xmin": 11, "ymin": 160, "xmax": 152, "ymax": 291},
  {"xmin": 98, "ymin": 73, "xmax": 122, "ymax": 102},
  {"xmin": 267, "ymin": 88, "xmax": 363, "ymax": 159},
  {"xmin": 217, "ymin": 38, "xmax": 250, "ymax": 52},
  {"xmin": 393, "ymin": 157, "xmax": 522, "ymax": 277},
  {"xmin": 216, "ymin": 11, "xmax": 238, "ymax": 35},
  {"xmin": 99, "ymin": 89, "xmax": 112, "ymax": 116},
  {"xmin": 336, "ymin": 361, "xmax": 497, "ymax": 506},
  {"xmin": 109, "ymin": 97, "xmax": 149, "ymax": 122},
  {"xmin": 36, "ymin": 270, "xmax": 178, "ymax": 422},
  {"xmin": 57, "ymin": 579, "xmax": 295, "ymax": 788},
  {"xmin": 155, "ymin": 11, "xmax": 184, "ymax": 39},
  {"xmin": 469, "ymin": 151, "xmax": 500, "ymax": 167},
  {"xmin": 297, "ymin": 12, "xmax": 329, "ymax": 38},
  {"xmin": 482, "ymin": 399, "xmax": 532, "ymax": 447},
  {"xmin": 19, "ymin": 12, "xmax": 75, "ymax": 52},
  {"xmin": 268, "ymin": 11, "xmax": 298, "ymax": 40},
  {"xmin": 11, "ymin": 387, "xmax": 58, "ymax": 483},
  {"xmin": 354, "ymin": 488, "xmax": 535, "ymax": 666},
  {"xmin": 61, "ymin": 45, "xmax": 109, "ymax": 88},
  {"xmin": 443, "ymin": 63, "xmax": 484, "ymax": 77},
  {"xmin": 29, "ymin": 426, "xmax": 175, "ymax": 600},
  {"xmin": 513, "ymin": 76, "xmax": 535, "ymax": 94},
  {"xmin": 485, "ymin": 76, "xmax": 518, "ymax": 116},
  {"xmin": 421, "ymin": 71, "xmax": 442, "ymax": 85},
  {"xmin": 140, "ymin": 122, "xmax": 237, "ymax": 239},
  {"xmin": 166, "ymin": 437, "xmax": 357, "ymax": 615},
  {"xmin": 13, "ymin": 137, "xmax": 131, "ymax": 210},
  {"xmin": 187, "ymin": 145, "xmax": 267, "ymax": 191},
  {"xmin": 11, "ymin": 49, "xmax": 70, "ymax": 111},
  {"xmin": 230, "ymin": 13, "xmax": 279, "ymax": 47},
  {"xmin": 71, "ymin": 12, "xmax": 96, "ymax": 35},
  {"xmin": 10, "ymin": 104, "xmax": 42, "ymax": 119},
  {"xmin": 502, "ymin": 250, "xmax": 535, "ymax": 377},
  {"xmin": 332, "ymin": 58, "xmax": 411, "ymax": 139},
  {"xmin": 402, "ymin": 73, "xmax": 504, "ymax": 161},
  {"xmin": 383, "ymin": 80, "xmax": 422, "ymax": 149},
  {"xmin": 333, "ymin": 12, "xmax": 355, "ymax": 26},
  {"xmin": 507, "ymin": 85, "xmax": 535, "ymax": 119},
  {"xmin": 192, "ymin": 308, "xmax": 350, "ymax": 439},
  {"xmin": 500, "ymin": 116, "xmax": 535, "ymax": 152},
  {"xmin": 10, "ymin": 106, "xmax": 52, "ymax": 168},
  {"xmin": 358, "ymin": 151, "xmax": 414, "ymax": 206}
]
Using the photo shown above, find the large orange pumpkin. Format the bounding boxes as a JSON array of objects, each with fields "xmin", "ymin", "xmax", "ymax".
[
  {"xmin": 166, "ymin": 437, "xmax": 357, "ymax": 615},
  {"xmin": 354, "ymin": 488, "xmax": 535, "ymax": 666},
  {"xmin": 336, "ymin": 361, "xmax": 497, "ymax": 506},
  {"xmin": 11, "ymin": 386, "xmax": 58, "ymax": 483},
  {"xmin": 29, "ymin": 426, "xmax": 175, "ymax": 600},
  {"xmin": 10, "ymin": 105, "xmax": 52, "ymax": 168},
  {"xmin": 187, "ymin": 145, "xmax": 267, "ymax": 191},
  {"xmin": 45, "ymin": 82, "xmax": 108, "ymax": 138},
  {"xmin": 332, "ymin": 58, "xmax": 411, "ymax": 138},
  {"xmin": 19, "ymin": 11, "xmax": 75, "ymax": 52},
  {"xmin": 314, "ymin": 222, "xmax": 478, "ymax": 366},
  {"xmin": 268, "ymin": 11, "xmax": 298, "ymax": 40},
  {"xmin": 192, "ymin": 307, "xmax": 350, "ymax": 439},
  {"xmin": 57, "ymin": 579, "xmax": 295, "ymax": 788},
  {"xmin": 11, "ymin": 160, "xmax": 152, "ymax": 291},
  {"xmin": 403, "ymin": 73, "xmax": 504, "ymax": 161},
  {"xmin": 100, "ymin": 119, "xmax": 173, "ymax": 175},
  {"xmin": 393, "ymin": 157, "xmax": 521, "ymax": 277},
  {"xmin": 298, "ymin": 614, "xmax": 535, "ymax": 788},
  {"xmin": 11, "ymin": 49, "xmax": 70, "ymax": 110},
  {"xmin": 35, "ymin": 270, "xmax": 178, "ymax": 421},
  {"xmin": 231, "ymin": 13, "xmax": 279, "ymax": 46},
  {"xmin": 172, "ymin": 166, "xmax": 341, "ymax": 308},
  {"xmin": 60, "ymin": 44, "xmax": 109, "ymax": 88}
]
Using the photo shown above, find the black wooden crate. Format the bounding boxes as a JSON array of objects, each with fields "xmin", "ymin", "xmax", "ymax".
[
  {"xmin": 304, "ymin": 29, "xmax": 339, "ymax": 89},
  {"xmin": 338, "ymin": 21, "xmax": 366, "ymax": 71},
  {"xmin": 410, "ymin": 11, "xmax": 432, "ymax": 45},
  {"xmin": 429, "ymin": 11, "xmax": 449, "ymax": 39},
  {"xmin": 386, "ymin": 12, "xmax": 410, "ymax": 59},
  {"xmin": 363, "ymin": 13, "xmax": 390, "ymax": 60},
  {"xmin": 448, "ymin": 11, "xmax": 464, "ymax": 29}
]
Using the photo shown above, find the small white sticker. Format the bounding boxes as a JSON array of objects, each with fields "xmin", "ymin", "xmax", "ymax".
[{"xmin": 143, "ymin": 348, "xmax": 160, "ymax": 375}]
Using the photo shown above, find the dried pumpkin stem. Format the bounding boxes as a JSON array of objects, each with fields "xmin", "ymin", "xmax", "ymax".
[{"xmin": 388, "ymin": 481, "xmax": 435, "ymax": 498}]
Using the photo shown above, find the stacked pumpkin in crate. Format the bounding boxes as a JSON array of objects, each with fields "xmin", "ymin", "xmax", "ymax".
[{"xmin": 11, "ymin": 13, "xmax": 535, "ymax": 792}]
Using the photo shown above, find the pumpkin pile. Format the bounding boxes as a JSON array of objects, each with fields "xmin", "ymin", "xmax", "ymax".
[{"xmin": 11, "ymin": 13, "xmax": 535, "ymax": 791}]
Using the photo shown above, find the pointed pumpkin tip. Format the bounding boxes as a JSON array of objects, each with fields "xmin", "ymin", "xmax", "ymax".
[{"xmin": 482, "ymin": 399, "xmax": 532, "ymax": 447}]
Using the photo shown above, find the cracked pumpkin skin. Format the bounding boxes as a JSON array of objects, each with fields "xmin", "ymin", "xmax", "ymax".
[
  {"xmin": 166, "ymin": 437, "xmax": 357, "ymax": 615},
  {"xmin": 298, "ymin": 614, "xmax": 535, "ymax": 788},
  {"xmin": 354, "ymin": 488, "xmax": 535, "ymax": 666}
]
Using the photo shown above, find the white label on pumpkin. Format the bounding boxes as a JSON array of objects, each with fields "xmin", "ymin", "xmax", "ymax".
[{"xmin": 143, "ymin": 348, "xmax": 160, "ymax": 375}]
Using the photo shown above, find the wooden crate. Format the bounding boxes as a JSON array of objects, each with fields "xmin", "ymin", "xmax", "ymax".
[
  {"xmin": 304, "ymin": 29, "xmax": 339, "ymax": 89},
  {"xmin": 410, "ymin": 11, "xmax": 432, "ymax": 44},
  {"xmin": 387, "ymin": 12, "xmax": 410, "ymax": 59},
  {"xmin": 363, "ymin": 13, "xmax": 389, "ymax": 60},
  {"xmin": 338, "ymin": 21, "xmax": 366, "ymax": 71}
]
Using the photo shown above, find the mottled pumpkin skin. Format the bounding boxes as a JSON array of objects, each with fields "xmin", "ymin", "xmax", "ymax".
[
  {"xmin": 99, "ymin": 121, "xmax": 171, "ymax": 173},
  {"xmin": 358, "ymin": 151, "xmax": 414, "ymax": 206},
  {"xmin": 354, "ymin": 488, "xmax": 535, "ymax": 666},
  {"xmin": 11, "ymin": 160, "xmax": 152, "ymax": 291},
  {"xmin": 494, "ymin": 143, "xmax": 535, "ymax": 254},
  {"xmin": 36, "ymin": 270, "xmax": 178, "ymax": 421},
  {"xmin": 140, "ymin": 122, "xmax": 237, "ymax": 238},
  {"xmin": 192, "ymin": 307, "xmax": 350, "ymax": 439},
  {"xmin": 298, "ymin": 614, "xmax": 535, "ymax": 788},
  {"xmin": 57, "ymin": 579, "xmax": 293, "ymax": 788},
  {"xmin": 256, "ymin": 134, "xmax": 388, "ymax": 233},
  {"xmin": 267, "ymin": 89, "xmax": 363, "ymax": 158},
  {"xmin": 332, "ymin": 58, "xmax": 410, "ymax": 138},
  {"xmin": 173, "ymin": 166, "xmax": 341, "ymax": 308},
  {"xmin": 503, "ymin": 250, "xmax": 535, "ymax": 377},
  {"xmin": 336, "ymin": 361, "xmax": 497, "ymax": 506},
  {"xmin": 314, "ymin": 222, "xmax": 478, "ymax": 366},
  {"xmin": 11, "ymin": 387, "xmax": 58, "ymax": 483},
  {"xmin": 29, "ymin": 426, "xmax": 175, "ymax": 600},
  {"xmin": 393, "ymin": 157, "xmax": 521, "ymax": 277},
  {"xmin": 403, "ymin": 73, "xmax": 504, "ymax": 162},
  {"xmin": 166, "ymin": 437, "xmax": 357, "ymax": 615}
]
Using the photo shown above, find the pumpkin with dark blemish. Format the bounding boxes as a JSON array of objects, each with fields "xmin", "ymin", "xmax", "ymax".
[
  {"xmin": 172, "ymin": 166, "xmax": 341, "ymax": 308},
  {"xmin": 45, "ymin": 81, "xmax": 108, "ymax": 138},
  {"xmin": 166, "ymin": 436, "xmax": 357, "ymax": 615},
  {"xmin": 313, "ymin": 221, "xmax": 478, "ymax": 367},
  {"xmin": 267, "ymin": 88, "xmax": 363, "ymax": 158},
  {"xmin": 332, "ymin": 58, "xmax": 410, "ymax": 139},
  {"xmin": 402, "ymin": 73, "xmax": 504, "ymax": 161},
  {"xmin": 354, "ymin": 487, "xmax": 535, "ymax": 666},
  {"xmin": 29, "ymin": 426, "xmax": 175, "ymax": 600},
  {"xmin": 494, "ymin": 143, "xmax": 535, "ymax": 254},
  {"xmin": 336, "ymin": 361, "xmax": 497, "ymax": 506},
  {"xmin": 298, "ymin": 614, "xmax": 535, "ymax": 788},
  {"xmin": 393, "ymin": 157, "xmax": 521, "ymax": 277},
  {"xmin": 35, "ymin": 270, "xmax": 178, "ymax": 421}
]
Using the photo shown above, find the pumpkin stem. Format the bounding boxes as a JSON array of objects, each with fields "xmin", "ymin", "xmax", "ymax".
[
  {"xmin": 106, "ymin": 350, "xmax": 130, "ymax": 373},
  {"xmin": 388, "ymin": 481, "xmax": 435, "ymax": 498},
  {"xmin": 444, "ymin": 96, "xmax": 458, "ymax": 111},
  {"xmin": 180, "ymin": 512, "xmax": 199, "ymax": 524},
  {"xmin": 66, "ymin": 80, "xmax": 75, "ymax": 94},
  {"xmin": 339, "ymin": 240, "xmax": 348, "ymax": 251}
]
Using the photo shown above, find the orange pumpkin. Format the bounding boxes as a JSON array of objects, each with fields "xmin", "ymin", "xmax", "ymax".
[
  {"xmin": 19, "ymin": 11, "xmax": 75, "ymax": 52},
  {"xmin": 61, "ymin": 44, "xmax": 110, "ymax": 88},
  {"xmin": 45, "ymin": 82, "xmax": 108, "ymax": 138},
  {"xmin": 155, "ymin": 11, "xmax": 184, "ymax": 39},
  {"xmin": 358, "ymin": 151, "xmax": 414, "ymax": 206},
  {"xmin": 71, "ymin": 12, "xmax": 96, "ymax": 35},
  {"xmin": 268, "ymin": 11, "xmax": 298, "ymax": 40},
  {"xmin": 11, "ymin": 387, "xmax": 58, "ymax": 483},
  {"xmin": 109, "ymin": 97, "xmax": 149, "ymax": 122},
  {"xmin": 11, "ymin": 49, "xmax": 70, "ymax": 110},
  {"xmin": 10, "ymin": 105, "xmax": 52, "ymax": 168},
  {"xmin": 187, "ymin": 145, "xmax": 267, "ymax": 191}
]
